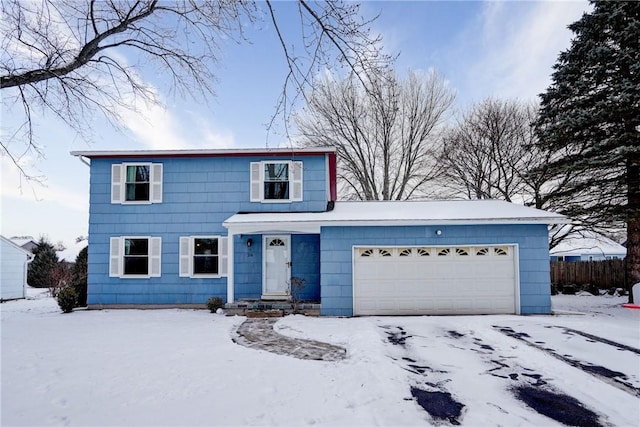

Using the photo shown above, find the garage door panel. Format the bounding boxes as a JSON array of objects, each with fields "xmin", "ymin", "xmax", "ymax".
[{"xmin": 353, "ymin": 245, "xmax": 517, "ymax": 315}]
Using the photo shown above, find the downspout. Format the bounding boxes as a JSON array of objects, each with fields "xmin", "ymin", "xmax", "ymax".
[
  {"xmin": 23, "ymin": 253, "xmax": 34, "ymax": 299},
  {"xmin": 76, "ymin": 155, "xmax": 91, "ymax": 167}
]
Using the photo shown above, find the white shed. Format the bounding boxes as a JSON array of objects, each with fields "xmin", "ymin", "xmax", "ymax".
[{"xmin": 1, "ymin": 236, "xmax": 34, "ymax": 301}]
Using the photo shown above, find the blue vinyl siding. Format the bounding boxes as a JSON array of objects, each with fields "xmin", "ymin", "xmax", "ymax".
[
  {"xmin": 233, "ymin": 234, "xmax": 262, "ymax": 300},
  {"xmin": 291, "ymin": 234, "xmax": 321, "ymax": 301},
  {"xmin": 319, "ymin": 224, "xmax": 551, "ymax": 316},
  {"xmin": 87, "ymin": 155, "xmax": 328, "ymax": 305}
]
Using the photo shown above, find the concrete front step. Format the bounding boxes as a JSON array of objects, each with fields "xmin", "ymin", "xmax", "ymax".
[{"xmin": 225, "ymin": 300, "xmax": 321, "ymax": 317}]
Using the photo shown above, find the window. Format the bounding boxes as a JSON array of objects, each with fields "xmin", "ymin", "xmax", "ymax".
[
  {"xmin": 399, "ymin": 248, "xmax": 413, "ymax": 257},
  {"xmin": 125, "ymin": 165, "xmax": 150, "ymax": 201},
  {"xmin": 455, "ymin": 248, "xmax": 469, "ymax": 256},
  {"xmin": 264, "ymin": 163, "xmax": 289, "ymax": 200},
  {"xmin": 437, "ymin": 248, "xmax": 451, "ymax": 256},
  {"xmin": 111, "ymin": 163, "xmax": 163, "ymax": 204},
  {"xmin": 179, "ymin": 236, "xmax": 228, "ymax": 278},
  {"xmin": 359, "ymin": 248, "xmax": 374, "ymax": 257},
  {"xmin": 124, "ymin": 238, "xmax": 149, "ymax": 275},
  {"xmin": 494, "ymin": 247, "xmax": 509, "ymax": 256},
  {"xmin": 109, "ymin": 237, "xmax": 161, "ymax": 278},
  {"xmin": 417, "ymin": 248, "xmax": 431, "ymax": 257},
  {"xmin": 379, "ymin": 249, "xmax": 392, "ymax": 257},
  {"xmin": 250, "ymin": 161, "xmax": 303, "ymax": 202}
]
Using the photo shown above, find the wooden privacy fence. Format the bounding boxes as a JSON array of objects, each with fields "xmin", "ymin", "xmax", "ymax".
[{"xmin": 550, "ymin": 260, "xmax": 626, "ymax": 288}]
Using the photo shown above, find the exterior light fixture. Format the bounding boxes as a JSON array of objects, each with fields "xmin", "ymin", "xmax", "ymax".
[
  {"xmin": 247, "ymin": 238, "xmax": 253, "ymax": 247},
  {"xmin": 435, "ymin": 230, "xmax": 442, "ymax": 236}
]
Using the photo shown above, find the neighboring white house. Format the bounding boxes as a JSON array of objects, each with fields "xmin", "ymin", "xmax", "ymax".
[
  {"xmin": 550, "ymin": 230, "xmax": 627, "ymax": 261},
  {"xmin": 1, "ymin": 236, "xmax": 34, "ymax": 301}
]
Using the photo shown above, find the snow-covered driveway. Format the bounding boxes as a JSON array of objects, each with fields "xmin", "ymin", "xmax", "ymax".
[{"xmin": 2, "ymin": 291, "xmax": 639, "ymax": 426}]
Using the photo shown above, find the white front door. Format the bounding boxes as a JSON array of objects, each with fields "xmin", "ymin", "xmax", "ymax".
[{"xmin": 263, "ymin": 235, "xmax": 291, "ymax": 299}]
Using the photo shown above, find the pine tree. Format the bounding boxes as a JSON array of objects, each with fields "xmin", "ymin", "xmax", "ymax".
[
  {"xmin": 535, "ymin": 1, "xmax": 640, "ymax": 299},
  {"xmin": 27, "ymin": 237, "xmax": 59, "ymax": 288},
  {"xmin": 71, "ymin": 247, "xmax": 88, "ymax": 306}
]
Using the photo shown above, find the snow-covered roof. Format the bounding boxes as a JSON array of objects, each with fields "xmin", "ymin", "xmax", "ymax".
[
  {"xmin": 9, "ymin": 237, "xmax": 37, "ymax": 249},
  {"xmin": 224, "ymin": 200, "xmax": 567, "ymax": 234},
  {"xmin": 550, "ymin": 230, "xmax": 627, "ymax": 257},
  {"xmin": 57, "ymin": 240, "xmax": 88, "ymax": 263},
  {"xmin": 71, "ymin": 146, "xmax": 335, "ymax": 159},
  {"xmin": 1, "ymin": 236, "xmax": 35, "ymax": 258}
]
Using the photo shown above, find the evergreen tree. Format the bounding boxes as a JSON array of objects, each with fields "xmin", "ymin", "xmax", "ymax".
[
  {"xmin": 27, "ymin": 237, "xmax": 59, "ymax": 288},
  {"xmin": 535, "ymin": 1, "xmax": 640, "ymax": 298},
  {"xmin": 71, "ymin": 247, "xmax": 88, "ymax": 307}
]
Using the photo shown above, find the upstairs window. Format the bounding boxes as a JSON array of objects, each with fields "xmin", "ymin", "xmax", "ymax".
[
  {"xmin": 125, "ymin": 165, "xmax": 150, "ymax": 201},
  {"xmin": 109, "ymin": 236, "xmax": 161, "ymax": 278},
  {"xmin": 111, "ymin": 163, "xmax": 163, "ymax": 204},
  {"xmin": 179, "ymin": 236, "xmax": 228, "ymax": 278},
  {"xmin": 250, "ymin": 161, "xmax": 303, "ymax": 202}
]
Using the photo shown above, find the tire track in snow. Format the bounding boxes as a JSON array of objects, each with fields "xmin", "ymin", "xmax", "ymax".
[
  {"xmin": 381, "ymin": 323, "xmax": 608, "ymax": 427},
  {"xmin": 493, "ymin": 325, "xmax": 640, "ymax": 398},
  {"xmin": 380, "ymin": 325, "xmax": 466, "ymax": 426},
  {"xmin": 555, "ymin": 326, "xmax": 640, "ymax": 355}
]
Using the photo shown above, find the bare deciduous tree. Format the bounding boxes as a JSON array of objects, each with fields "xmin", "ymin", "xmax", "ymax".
[
  {"xmin": 438, "ymin": 99, "xmax": 537, "ymax": 201},
  {"xmin": 1, "ymin": 0, "xmax": 390, "ymax": 180},
  {"xmin": 296, "ymin": 69, "xmax": 455, "ymax": 200},
  {"xmin": 438, "ymin": 98, "xmax": 622, "ymax": 249}
]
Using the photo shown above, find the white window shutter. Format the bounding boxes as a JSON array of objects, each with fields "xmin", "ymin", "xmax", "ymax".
[
  {"xmin": 291, "ymin": 161, "xmax": 303, "ymax": 201},
  {"xmin": 219, "ymin": 237, "xmax": 229, "ymax": 276},
  {"xmin": 111, "ymin": 164, "xmax": 123, "ymax": 204},
  {"xmin": 150, "ymin": 163, "xmax": 163, "ymax": 203},
  {"xmin": 179, "ymin": 236, "xmax": 191, "ymax": 277},
  {"xmin": 250, "ymin": 162, "xmax": 261, "ymax": 202},
  {"xmin": 149, "ymin": 237, "xmax": 162, "ymax": 277},
  {"xmin": 109, "ymin": 237, "xmax": 122, "ymax": 277}
]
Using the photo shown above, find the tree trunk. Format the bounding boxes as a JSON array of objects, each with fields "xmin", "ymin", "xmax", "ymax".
[{"xmin": 626, "ymin": 153, "xmax": 640, "ymax": 303}]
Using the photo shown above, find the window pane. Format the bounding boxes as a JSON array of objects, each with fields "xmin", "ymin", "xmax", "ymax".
[
  {"xmin": 126, "ymin": 165, "xmax": 149, "ymax": 183},
  {"xmin": 194, "ymin": 238, "xmax": 218, "ymax": 255},
  {"xmin": 264, "ymin": 182, "xmax": 289, "ymax": 199},
  {"xmin": 124, "ymin": 239, "xmax": 149, "ymax": 256},
  {"xmin": 126, "ymin": 183, "xmax": 150, "ymax": 201},
  {"xmin": 264, "ymin": 163, "xmax": 288, "ymax": 180},
  {"xmin": 193, "ymin": 256, "xmax": 218, "ymax": 274},
  {"xmin": 124, "ymin": 256, "xmax": 148, "ymax": 275}
]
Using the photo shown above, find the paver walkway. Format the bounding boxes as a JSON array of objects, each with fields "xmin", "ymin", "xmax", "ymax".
[{"xmin": 233, "ymin": 318, "xmax": 347, "ymax": 361}]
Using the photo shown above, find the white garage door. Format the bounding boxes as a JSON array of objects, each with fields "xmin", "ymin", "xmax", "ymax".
[{"xmin": 353, "ymin": 245, "xmax": 518, "ymax": 316}]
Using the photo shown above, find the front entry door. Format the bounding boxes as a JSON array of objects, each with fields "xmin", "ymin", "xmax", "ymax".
[{"xmin": 263, "ymin": 235, "xmax": 291, "ymax": 299}]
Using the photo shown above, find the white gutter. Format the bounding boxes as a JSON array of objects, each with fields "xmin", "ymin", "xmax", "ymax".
[
  {"xmin": 75, "ymin": 155, "xmax": 90, "ymax": 167},
  {"xmin": 23, "ymin": 252, "xmax": 34, "ymax": 299}
]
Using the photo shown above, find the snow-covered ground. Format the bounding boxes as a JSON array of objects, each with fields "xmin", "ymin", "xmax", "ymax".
[{"xmin": 2, "ymin": 288, "xmax": 639, "ymax": 426}]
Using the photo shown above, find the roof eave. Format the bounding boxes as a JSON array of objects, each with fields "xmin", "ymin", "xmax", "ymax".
[
  {"xmin": 224, "ymin": 216, "xmax": 569, "ymax": 232},
  {"xmin": 70, "ymin": 146, "xmax": 336, "ymax": 159}
]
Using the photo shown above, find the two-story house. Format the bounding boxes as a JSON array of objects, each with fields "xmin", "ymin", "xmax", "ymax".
[{"xmin": 72, "ymin": 147, "xmax": 565, "ymax": 316}]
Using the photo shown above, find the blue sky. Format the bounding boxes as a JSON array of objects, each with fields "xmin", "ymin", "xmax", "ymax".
[{"xmin": 1, "ymin": 0, "xmax": 590, "ymax": 248}]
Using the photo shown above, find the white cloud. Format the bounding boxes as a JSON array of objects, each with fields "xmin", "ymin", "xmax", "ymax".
[
  {"xmin": 1, "ymin": 156, "xmax": 87, "ymax": 212},
  {"xmin": 468, "ymin": 0, "xmax": 591, "ymax": 102},
  {"xmin": 118, "ymin": 98, "xmax": 192, "ymax": 150}
]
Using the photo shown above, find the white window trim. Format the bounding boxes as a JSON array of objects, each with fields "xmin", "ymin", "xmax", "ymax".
[
  {"xmin": 111, "ymin": 162, "xmax": 163, "ymax": 204},
  {"xmin": 109, "ymin": 236, "xmax": 162, "ymax": 279},
  {"xmin": 250, "ymin": 161, "xmax": 303, "ymax": 203},
  {"xmin": 179, "ymin": 236, "xmax": 228, "ymax": 278}
]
